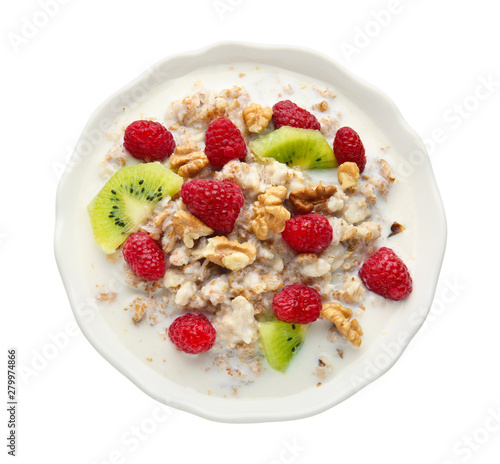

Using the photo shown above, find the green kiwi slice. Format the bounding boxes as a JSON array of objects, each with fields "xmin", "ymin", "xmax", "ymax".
[
  {"xmin": 257, "ymin": 321, "xmax": 308, "ymax": 372},
  {"xmin": 87, "ymin": 162, "xmax": 183, "ymax": 253},
  {"xmin": 250, "ymin": 126, "xmax": 337, "ymax": 170}
]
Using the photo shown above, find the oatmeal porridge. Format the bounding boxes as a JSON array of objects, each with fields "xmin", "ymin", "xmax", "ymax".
[{"xmin": 83, "ymin": 63, "xmax": 416, "ymax": 398}]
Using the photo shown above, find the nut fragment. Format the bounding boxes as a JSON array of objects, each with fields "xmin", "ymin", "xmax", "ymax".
[
  {"xmin": 388, "ymin": 221, "xmax": 405, "ymax": 237},
  {"xmin": 321, "ymin": 302, "xmax": 363, "ymax": 347},
  {"xmin": 251, "ymin": 186, "xmax": 290, "ymax": 240},
  {"xmin": 203, "ymin": 236, "xmax": 257, "ymax": 271},
  {"xmin": 380, "ymin": 159, "xmax": 395, "ymax": 183},
  {"xmin": 242, "ymin": 103, "xmax": 273, "ymax": 134},
  {"xmin": 338, "ymin": 162, "xmax": 360, "ymax": 190},
  {"xmin": 169, "ymin": 144, "xmax": 209, "ymax": 178},
  {"xmin": 289, "ymin": 184, "xmax": 337, "ymax": 214},
  {"xmin": 172, "ymin": 211, "xmax": 214, "ymax": 248},
  {"xmin": 312, "ymin": 100, "xmax": 329, "ymax": 112},
  {"xmin": 130, "ymin": 298, "xmax": 147, "ymax": 324}
]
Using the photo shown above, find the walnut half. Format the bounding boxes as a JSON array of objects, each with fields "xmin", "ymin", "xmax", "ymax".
[
  {"xmin": 169, "ymin": 144, "xmax": 209, "ymax": 178},
  {"xmin": 251, "ymin": 186, "xmax": 290, "ymax": 240},
  {"xmin": 242, "ymin": 103, "xmax": 273, "ymax": 134},
  {"xmin": 337, "ymin": 162, "xmax": 360, "ymax": 190},
  {"xmin": 289, "ymin": 184, "xmax": 337, "ymax": 214},
  {"xmin": 321, "ymin": 302, "xmax": 363, "ymax": 347},
  {"xmin": 203, "ymin": 236, "xmax": 257, "ymax": 271},
  {"xmin": 172, "ymin": 211, "xmax": 214, "ymax": 248}
]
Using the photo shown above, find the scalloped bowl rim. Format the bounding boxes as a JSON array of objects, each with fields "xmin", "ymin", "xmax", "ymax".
[{"xmin": 55, "ymin": 42, "xmax": 447, "ymax": 423}]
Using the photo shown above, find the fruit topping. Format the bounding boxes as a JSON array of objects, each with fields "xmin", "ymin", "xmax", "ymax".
[
  {"xmin": 205, "ymin": 117, "xmax": 247, "ymax": 167},
  {"xmin": 168, "ymin": 313, "xmax": 216, "ymax": 354},
  {"xmin": 124, "ymin": 120, "xmax": 176, "ymax": 162},
  {"xmin": 87, "ymin": 162, "xmax": 183, "ymax": 253},
  {"xmin": 180, "ymin": 179, "xmax": 244, "ymax": 235},
  {"xmin": 122, "ymin": 232, "xmax": 166, "ymax": 281},
  {"xmin": 272, "ymin": 100, "xmax": 321, "ymax": 130},
  {"xmin": 250, "ymin": 126, "xmax": 337, "ymax": 170},
  {"xmin": 359, "ymin": 247, "xmax": 413, "ymax": 300},
  {"xmin": 257, "ymin": 320, "xmax": 308, "ymax": 372},
  {"xmin": 273, "ymin": 284, "xmax": 322, "ymax": 324},
  {"xmin": 281, "ymin": 212, "xmax": 333, "ymax": 254},
  {"xmin": 333, "ymin": 126, "xmax": 366, "ymax": 173}
]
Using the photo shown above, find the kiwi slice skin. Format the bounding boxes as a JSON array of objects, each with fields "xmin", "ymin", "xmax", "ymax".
[
  {"xmin": 250, "ymin": 126, "xmax": 337, "ymax": 170},
  {"xmin": 257, "ymin": 321, "xmax": 308, "ymax": 372},
  {"xmin": 88, "ymin": 162, "xmax": 183, "ymax": 254}
]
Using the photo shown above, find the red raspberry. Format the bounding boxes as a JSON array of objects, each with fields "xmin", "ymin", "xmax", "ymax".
[
  {"xmin": 333, "ymin": 127, "xmax": 366, "ymax": 172},
  {"xmin": 359, "ymin": 247, "xmax": 413, "ymax": 301},
  {"xmin": 181, "ymin": 179, "xmax": 244, "ymax": 235},
  {"xmin": 205, "ymin": 118, "xmax": 247, "ymax": 167},
  {"xmin": 124, "ymin": 120, "xmax": 176, "ymax": 162},
  {"xmin": 122, "ymin": 232, "xmax": 166, "ymax": 281},
  {"xmin": 281, "ymin": 212, "xmax": 333, "ymax": 254},
  {"xmin": 273, "ymin": 284, "xmax": 322, "ymax": 324},
  {"xmin": 272, "ymin": 100, "xmax": 321, "ymax": 130},
  {"xmin": 168, "ymin": 313, "xmax": 216, "ymax": 354}
]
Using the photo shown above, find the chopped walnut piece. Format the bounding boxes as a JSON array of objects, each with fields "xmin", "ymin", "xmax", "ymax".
[
  {"xmin": 251, "ymin": 186, "xmax": 290, "ymax": 240},
  {"xmin": 172, "ymin": 211, "xmax": 214, "ymax": 248},
  {"xmin": 130, "ymin": 298, "xmax": 147, "ymax": 324},
  {"xmin": 169, "ymin": 144, "xmax": 209, "ymax": 178},
  {"xmin": 380, "ymin": 159, "xmax": 395, "ymax": 183},
  {"xmin": 388, "ymin": 221, "xmax": 405, "ymax": 237},
  {"xmin": 338, "ymin": 162, "xmax": 360, "ymax": 190},
  {"xmin": 203, "ymin": 236, "xmax": 257, "ymax": 271},
  {"xmin": 289, "ymin": 184, "xmax": 336, "ymax": 214},
  {"xmin": 242, "ymin": 103, "xmax": 273, "ymax": 134},
  {"xmin": 313, "ymin": 100, "xmax": 329, "ymax": 112},
  {"xmin": 321, "ymin": 302, "xmax": 363, "ymax": 347}
]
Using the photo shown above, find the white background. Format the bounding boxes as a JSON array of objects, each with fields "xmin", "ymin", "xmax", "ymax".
[{"xmin": 2, "ymin": 0, "xmax": 500, "ymax": 463}]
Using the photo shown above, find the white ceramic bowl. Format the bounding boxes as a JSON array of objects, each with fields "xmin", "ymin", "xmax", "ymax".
[{"xmin": 55, "ymin": 42, "xmax": 446, "ymax": 423}]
